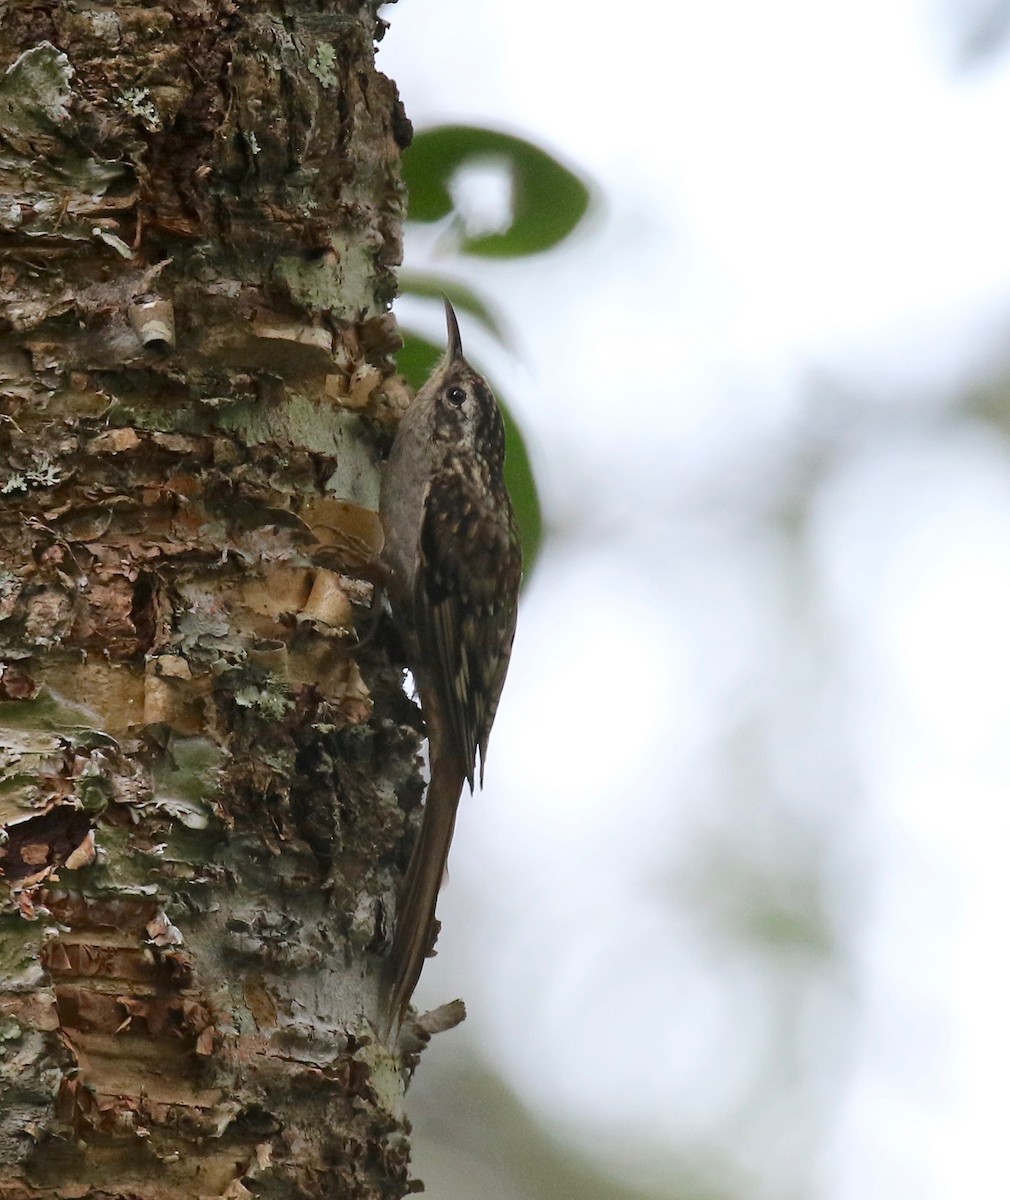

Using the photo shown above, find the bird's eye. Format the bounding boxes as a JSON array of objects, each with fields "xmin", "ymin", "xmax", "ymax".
[{"xmin": 446, "ymin": 386, "xmax": 466, "ymax": 406}]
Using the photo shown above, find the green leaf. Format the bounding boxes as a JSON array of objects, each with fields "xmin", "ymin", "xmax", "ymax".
[
  {"xmin": 402, "ymin": 124, "xmax": 591, "ymax": 258},
  {"xmin": 397, "ymin": 332, "xmax": 543, "ymax": 573},
  {"xmin": 395, "ymin": 331, "xmax": 442, "ymax": 392},
  {"xmin": 500, "ymin": 398, "xmax": 543, "ymax": 576},
  {"xmin": 398, "ymin": 273, "xmax": 511, "ymax": 347}
]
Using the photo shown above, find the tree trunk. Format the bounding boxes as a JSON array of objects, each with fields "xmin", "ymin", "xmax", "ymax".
[{"xmin": 0, "ymin": 4, "xmax": 424, "ymax": 1196}]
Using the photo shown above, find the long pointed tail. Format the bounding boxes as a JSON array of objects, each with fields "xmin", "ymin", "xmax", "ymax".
[{"xmin": 382, "ymin": 754, "xmax": 465, "ymax": 1036}]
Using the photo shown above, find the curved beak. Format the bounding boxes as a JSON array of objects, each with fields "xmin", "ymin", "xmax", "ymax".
[{"xmin": 443, "ymin": 296, "xmax": 463, "ymax": 360}]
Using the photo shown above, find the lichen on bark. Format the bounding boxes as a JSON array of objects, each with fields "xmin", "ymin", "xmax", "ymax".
[{"xmin": 0, "ymin": 4, "xmax": 426, "ymax": 1197}]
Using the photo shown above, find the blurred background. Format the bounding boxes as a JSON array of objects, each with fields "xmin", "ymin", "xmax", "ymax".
[{"xmin": 377, "ymin": 3, "xmax": 1010, "ymax": 1198}]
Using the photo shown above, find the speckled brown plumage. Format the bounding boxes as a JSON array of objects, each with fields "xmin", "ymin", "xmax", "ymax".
[{"xmin": 379, "ymin": 299, "xmax": 521, "ymax": 1034}]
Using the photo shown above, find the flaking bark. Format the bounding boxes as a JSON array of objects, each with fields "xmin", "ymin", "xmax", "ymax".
[{"xmin": 0, "ymin": 4, "xmax": 427, "ymax": 1197}]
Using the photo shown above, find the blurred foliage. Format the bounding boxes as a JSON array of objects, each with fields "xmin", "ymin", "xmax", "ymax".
[
  {"xmin": 397, "ymin": 124, "xmax": 593, "ymax": 573},
  {"xmin": 398, "ymin": 271, "xmax": 511, "ymax": 346},
  {"xmin": 403, "ymin": 124, "xmax": 590, "ymax": 256},
  {"xmin": 412, "ymin": 1058, "xmax": 738, "ymax": 1200},
  {"xmin": 942, "ymin": 0, "xmax": 1010, "ymax": 66}
]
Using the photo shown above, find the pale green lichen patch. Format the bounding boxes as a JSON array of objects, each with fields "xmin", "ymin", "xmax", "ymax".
[
  {"xmin": 0, "ymin": 452, "xmax": 61, "ymax": 495},
  {"xmin": 0, "ymin": 42, "xmax": 126, "ymax": 199},
  {"xmin": 306, "ymin": 42, "xmax": 340, "ymax": 89},
  {"xmin": 355, "ymin": 1035, "xmax": 407, "ymax": 1120},
  {"xmin": 274, "ymin": 253, "xmax": 343, "ymax": 312},
  {"xmin": 275, "ymin": 234, "xmax": 378, "ymax": 315},
  {"xmin": 0, "ymin": 1017, "xmax": 22, "ymax": 1043},
  {"xmin": 0, "ymin": 916, "xmax": 46, "ymax": 987},
  {"xmin": 150, "ymin": 736, "xmax": 223, "ymax": 828},
  {"xmin": 117, "ymin": 86, "xmax": 161, "ymax": 131},
  {"xmin": 232, "ymin": 676, "xmax": 295, "ymax": 721},
  {"xmin": 0, "ymin": 686, "xmax": 110, "ymax": 735},
  {"xmin": 217, "ymin": 392, "xmax": 362, "ymax": 457},
  {"xmin": 0, "ymin": 42, "xmax": 73, "ymax": 131}
]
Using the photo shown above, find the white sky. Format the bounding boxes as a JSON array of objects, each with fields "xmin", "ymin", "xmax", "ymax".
[{"xmin": 378, "ymin": 4, "xmax": 1010, "ymax": 1198}]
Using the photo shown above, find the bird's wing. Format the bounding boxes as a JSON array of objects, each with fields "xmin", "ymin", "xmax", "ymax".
[{"xmin": 412, "ymin": 466, "xmax": 521, "ymax": 788}]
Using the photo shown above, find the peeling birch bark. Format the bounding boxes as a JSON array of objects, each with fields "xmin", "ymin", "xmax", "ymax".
[{"xmin": 0, "ymin": 5, "xmax": 426, "ymax": 1197}]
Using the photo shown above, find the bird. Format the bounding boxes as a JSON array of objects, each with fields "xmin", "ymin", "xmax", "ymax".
[{"xmin": 379, "ymin": 297, "xmax": 522, "ymax": 1034}]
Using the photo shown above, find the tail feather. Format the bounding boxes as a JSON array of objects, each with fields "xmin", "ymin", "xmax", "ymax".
[{"xmin": 382, "ymin": 755, "xmax": 466, "ymax": 1036}]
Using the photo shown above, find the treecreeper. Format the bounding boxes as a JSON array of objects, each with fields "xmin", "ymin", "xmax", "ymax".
[{"xmin": 379, "ymin": 299, "xmax": 522, "ymax": 1035}]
